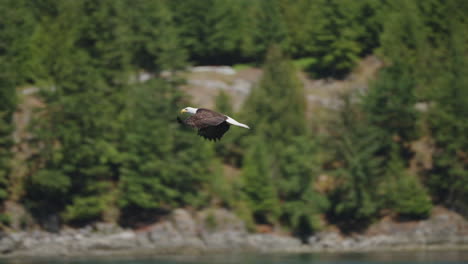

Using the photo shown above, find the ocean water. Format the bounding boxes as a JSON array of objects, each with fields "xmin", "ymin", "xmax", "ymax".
[{"xmin": 2, "ymin": 251, "xmax": 468, "ymax": 264}]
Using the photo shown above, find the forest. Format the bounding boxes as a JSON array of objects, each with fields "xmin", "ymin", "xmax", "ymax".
[{"xmin": 0, "ymin": 0, "xmax": 467, "ymax": 238}]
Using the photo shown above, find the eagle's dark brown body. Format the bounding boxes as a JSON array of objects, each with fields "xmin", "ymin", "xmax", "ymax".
[{"xmin": 177, "ymin": 108, "xmax": 230, "ymax": 141}]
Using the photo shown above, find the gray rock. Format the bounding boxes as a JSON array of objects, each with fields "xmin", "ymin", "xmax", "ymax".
[
  {"xmin": 308, "ymin": 231, "xmax": 343, "ymax": 249},
  {"xmin": 197, "ymin": 208, "xmax": 246, "ymax": 234},
  {"xmin": 147, "ymin": 221, "xmax": 205, "ymax": 252},
  {"xmin": 171, "ymin": 209, "xmax": 197, "ymax": 237},
  {"xmin": 247, "ymin": 234, "xmax": 302, "ymax": 252},
  {"xmin": 0, "ymin": 236, "xmax": 19, "ymax": 253},
  {"xmin": 231, "ymin": 79, "xmax": 252, "ymax": 94},
  {"xmin": 197, "ymin": 208, "xmax": 248, "ymax": 250},
  {"xmin": 148, "ymin": 221, "xmax": 183, "ymax": 246},
  {"xmin": 135, "ymin": 231, "xmax": 152, "ymax": 248},
  {"xmin": 202, "ymin": 230, "xmax": 247, "ymax": 251},
  {"xmin": 93, "ymin": 222, "xmax": 123, "ymax": 235},
  {"xmin": 191, "ymin": 66, "xmax": 236, "ymax": 75},
  {"xmin": 84, "ymin": 231, "xmax": 137, "ymax": 250}
]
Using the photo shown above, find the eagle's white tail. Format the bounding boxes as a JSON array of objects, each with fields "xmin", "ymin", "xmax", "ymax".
[{"xmin": 226, "ymin": 116, "xmax": 250, "ymax": 129}]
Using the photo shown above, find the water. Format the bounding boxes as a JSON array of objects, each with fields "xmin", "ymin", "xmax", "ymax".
[{"xmin": 2, "ymin": 251, "xmax": 468, "ymax": 264}]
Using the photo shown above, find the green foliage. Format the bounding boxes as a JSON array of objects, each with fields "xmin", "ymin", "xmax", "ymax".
[
  {"xmin": 0, "ymin": 0, "xmax": 37, "ymax": 83},
  {"xmin": 215, "ymin": 91, "xmax": 233, "ymax": 115},
  {"xmin": 240, "ymin": 46, "xmax": 326, "ymax": 234},
  {"xmin": 327, "ymin": 96, "xmax": 383, "ymax": 230},
  {"xmin": 125, "ymin": 0, "xmax": 186, "ymax": 72},
  {"xmin": 243, "ymin": 46, "xmax": 306, "ymax": 142},
  {"xmin": 118, "ymin": 79, "xmax": 217, "ymax": 211},
  {"xmin": 25, "ymin": 1, "xmax": 186, "ymax": 223},
  {"xmin": 362, "ymin": 62, "xmax": 420, "ymax": 162},
  {"xmin": 378, "ymin": 0, "xmax": 432, "ymax": 83},
  {"xmin": 0, "ymin": 0, "xmax": 467, "ymax": 235},
  {"xmin": 241, "ymin": 136, "xmax": 279, "ymax": 224},
  {"xmin": 277, "ymin": 136, "xmax": 329, "ymax": 235},
  {"xmin": 0, "ymin": 95, "xmax": 14, "ymax": 202},
  {"xmin": 426, "ymin": 18, "xmax": 468, "ymax": 214},
  {"xmin": 63, "ymin": 195, "xmax": 109, "ymax": 223},
  {"xmin": 382, "ymin": 146, "xmax": 432, "ymax": 219},
  {"xmin": 31, "ymin": 170, "xmax": 70, "ymax": 195},
  {"xmin": 213, "ymin": 91, "xmax": 236, "ymax": 162},
  {"xmin": 0, "ymin": 0, "xmax": 32, "ymax": 204},
  {"xmin": 169, "ymin": 0, "xmax": 253, "ymax": 64},
  {"xmin": 0, "ymin": 213, "xmax": 10, "ymax": 226}
]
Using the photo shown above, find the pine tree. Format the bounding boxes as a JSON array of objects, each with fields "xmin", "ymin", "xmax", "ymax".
[
  {"xmin": 241, "ymin": 136, "xmax": 279, "ymax": 224},
  {"xmin": 26, "ymin": 0, "xmax": 131, "ymax": 224},
  {"xmin": 126, "ymin": 0, "xmax": 186, "ymax": 72},
  {"xmin": 0, "ymin": 0, "xmax": 36, "ymax": 225},
  {"xmin": 277, "ymin": 136, "xmax": 328, "ymax": 236},
  {"xmin": 241, "ymin": 46, "xmax": 326, "ymax": 233},
  {"xmin": 213, "ymin": 91, "xmax": 235, "ymax": 162},
  {"xmin": 427, "ymin": 17, "xmax": 468, "ymax": 214},
  {"xmin": 327, "ymin": 95, "xmax": 383, "ymax": 230},
  {"xmin": 243, "ymin": 45, "xmax": 306, "ymax": 142},
  {"xmin": 0, "ymin": 80, "xmax": 15, "ymax": 205},
  {"xmin": 303, "ymin": 0, "xmax": 365, "ymax": 78},
  {"xmin": 249, "ymin": 0, "xmax": 289, "ymax": 60},
  {"xmin": 118, "ymin": 79, "xmax": 217, "ymax": 214},
  {"xmin": 362, "ymin": 61, "xmax": 420, "ymax": 163},
  {"xmin": 381, "ymin": 144, "xmax": 432, "ymax": 219}
]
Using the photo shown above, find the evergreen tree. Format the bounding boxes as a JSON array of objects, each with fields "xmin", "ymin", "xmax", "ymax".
[
  {"xmin": 214, "ymin": 91, "xmax": 235, "ymax": 162},
  {"xmin": 277, "ymin": 136, "xmax": 328, "ymax": 236},
  {"xmin": 0, "ymin": 80, "xmax": 15, "ymax": 206},
  {"xmin": 125, "ymin": 0, "xmax": 186, "ymax": 72},
  {"xmin": 249, "ymin": 0, "xmax": 289, "ymax": 60},
  {"xmin": 378, "ymin": 0, "xmax": 432, "ymax": 83},
  {"xmin": 241, "ymin": 46, "xmax": 326, "ymax": 233},
  {"xmin": 427, "ymin": 18, "xmax": 468, "ymax": 214},
  {"xmin": 327, "ymin": 96, "xmax": 383, "ymax": 230},
  {"xmin": 243, "ymin": 45, "xmax": 306, "ymax": 142},
  {"xmin": 26, "ymin": 0, "xmax": 130, "ymax": 224},
  {"xmin": 362, "ymin": 62, "xmax": 420, "ymax": 163},
  {"xmin": 303, "ymin": 0, "xmax": 365, "ymax": 78},
  {"xmin": 169, "ymin": 0, "xmax": 251, "ymax": 64},
  {"xmin": 381, "ymin": 144, "xmax": 432, "ymax": 219},
  {"xmin": 0, "ymin": 0, "xmax": 35, "ymax": 224},
  {"xmin": 241, "ymin": 136, "xmax": 279, "ymax": 224},
  {"xmin": 118, "ymin": 79, "xmax": 217, "ymax": 214}
]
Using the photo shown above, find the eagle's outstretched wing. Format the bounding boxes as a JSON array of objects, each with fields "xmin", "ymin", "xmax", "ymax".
[
  {"xmin": 177, "ymin": 109, "xmax": 230, "ymax": 140},
  {"xmin": 197, "ymin": 121, "xmax": 230, "ymax": 141}
]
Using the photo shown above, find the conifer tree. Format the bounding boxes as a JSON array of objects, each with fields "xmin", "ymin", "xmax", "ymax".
[
  {"xmin": 427, "ymin": 19, "xmax": 468, "ymax": 214},
  {"xmin": 126, "ymin": 0, "xmax": 186, "ymax": 72},
  {"xmin": 0, "ymin": 81, "xmax": 14, "ymax": 205},
  {"xmin": 118, "ymin": 79, "xmax": 217, "ymax": 214},
  {"xmin": 241, "ymin": 136, "xmax": 279, "ymax": 224},
  {"xmin": 327, "ymin": 96, "xmax": 383, "ymax": 230},
  {"xmin": 241, "ymin": 46, "xmax": 326, "ymax": 233},
  {"xmin": 382, "ymin": 144, "xmax": 432, "ymax": 219},
  {"xmin": 362, "ymin": 62, "xmax": 419, "ymax": 163},
  {"xmin": 26, "ymin": 0, "xmax": 131, "ymax": 224},
  {"xmin": 303, "ymin": 0, "xmax": 364, "ymax": 78},
  {"xmin": 0, "ymin": 0, "xmax": 36, "ymax": 224},
  {"xmin": 214, "ymin": 91, "xmax": 235, "ymax": 162}
]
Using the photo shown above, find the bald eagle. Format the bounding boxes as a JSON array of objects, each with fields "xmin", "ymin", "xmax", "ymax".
[{"xmin": 177, "ymin": 107, "xmax": 250, "ymax": 141}]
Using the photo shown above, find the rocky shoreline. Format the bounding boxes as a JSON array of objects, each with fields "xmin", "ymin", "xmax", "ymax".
[{"xmin": 1, "ymin": 207, "xmax": 468, "ymax": 258}]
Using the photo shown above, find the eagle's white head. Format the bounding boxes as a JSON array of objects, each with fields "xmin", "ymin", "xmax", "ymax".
[{"xmin": 180, "ymin": 107, "xmax": 198, "ymax": 115}]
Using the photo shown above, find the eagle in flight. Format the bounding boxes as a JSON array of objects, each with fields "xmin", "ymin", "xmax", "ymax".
[{"xmin": 177, "ymin": 107, "xmax": 250, "ymax": 141}]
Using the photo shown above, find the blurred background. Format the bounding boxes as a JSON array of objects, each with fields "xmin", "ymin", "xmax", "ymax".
[{"xmin": 0, "ymin": 0, "xmax": 467, "ymax": 241}]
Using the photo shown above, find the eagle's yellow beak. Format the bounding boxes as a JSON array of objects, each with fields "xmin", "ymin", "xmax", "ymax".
[{"xmin": 180, "ymin": 109, "xmax": 187, "ymax": 114}]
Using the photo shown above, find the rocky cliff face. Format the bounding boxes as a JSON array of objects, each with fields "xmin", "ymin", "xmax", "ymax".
[
  {"xmin": 1, "ymin": 207, "xmax": 468, "ymax": 257},
  {"xmin": 0, "ymin": 208, "xmax": 304, "ymax": 257},
  {"xmin": 309, "ymin": 207, "xmax": 468, "ymax": 251}
]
